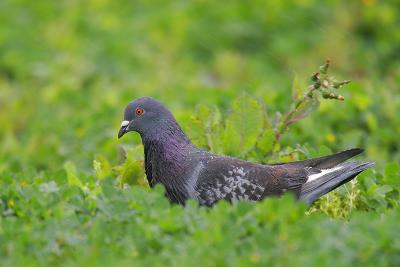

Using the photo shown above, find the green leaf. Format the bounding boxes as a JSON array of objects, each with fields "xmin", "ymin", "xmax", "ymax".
[
  {"xmin": 287, "ymin": 96, "xmax": 320, "ymax": 124},
  {"xmin": 118, "ymin": 145, "xmax": 146, "ymax": 187},
  {"xmin": 63, "ymin": 161, "xmax": 84, "ymax": 189},
  {"xmin": 256, "ymin": 128, "xmax": 275, "ymax": 154},
  {"xmin": 191, "ymin": 104, "xmax": 223, "ymax": 152},
  {"xmin": 93, "ymin": 154, "xmax": 112, "ymax": 179},
  {"xmin": 375, "ymin": 185, "xmax": 393, "ymax": 196},
  {"xmin": 384, "ymin": 162, "xmax": 400, "ymax": 183},
  {"xmin": 39, "ymin": 181, "xmax": 59, "ymax": 193},
  {"xmin": 222, "ymin": 95, "xmax": 265, "ymax": 155}
]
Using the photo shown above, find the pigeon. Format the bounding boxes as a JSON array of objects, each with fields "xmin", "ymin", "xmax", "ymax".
[{"xmin": 118, "ymin": 97, "xmax": 374, "ymax": 206}]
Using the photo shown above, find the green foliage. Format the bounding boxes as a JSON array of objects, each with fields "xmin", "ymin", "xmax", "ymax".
[
  {"xmin": 222, "ymin": 95, "xmax": 265, "ymax": 155},
  {"xmin": 114, "ymin": 145, "xmax": 146, "ymax": 187},
  {"xmin": 1, "ymin": 174, "xmax": 400, "ymax": 267},
  {"xmin": 1, "ymin": 0, "xmax": 400, "ymax": 266},
  {"xmin": 64, "ymin": 161, "xmax": 84, "ymax": 190}
]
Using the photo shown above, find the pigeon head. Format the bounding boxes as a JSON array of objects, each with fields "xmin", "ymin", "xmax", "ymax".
[{"xmin": 118, "ymin": 97, "xmax": 185, "ymax": 140}]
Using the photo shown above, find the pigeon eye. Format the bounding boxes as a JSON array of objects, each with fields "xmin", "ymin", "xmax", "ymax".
[{"xmin": 135, "ymin": 107, "xmax": 145, "ymax": 116}]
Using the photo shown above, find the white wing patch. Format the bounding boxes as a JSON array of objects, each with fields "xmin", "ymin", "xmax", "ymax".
[{"xmin": 307, "ymin": 166, "xmax": 343, "ymax": 182}]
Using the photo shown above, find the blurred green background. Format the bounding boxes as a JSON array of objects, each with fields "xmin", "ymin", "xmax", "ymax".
[
  {"xmin": 1, "ymin": 1, "xmax": 400, "ymax": 266},
  {"xmin": 0, "ymin": 0, "xmax": 399, "ymax": 174}
]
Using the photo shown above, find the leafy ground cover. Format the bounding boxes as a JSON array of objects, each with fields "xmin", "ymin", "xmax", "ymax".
[{"xmin": 0, "ymin": 0, "xmax": 399, "ymax": 266}]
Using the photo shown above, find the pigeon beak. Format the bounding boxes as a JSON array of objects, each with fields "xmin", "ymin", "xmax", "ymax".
[{"xmin": 118, "ymin": 120, "xmax": 130, "ymax": 139}]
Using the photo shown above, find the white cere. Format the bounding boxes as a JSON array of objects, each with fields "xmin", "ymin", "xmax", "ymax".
[{"xmin": 121, "ymin": 120, "xmax": 130, "ymax": 127}]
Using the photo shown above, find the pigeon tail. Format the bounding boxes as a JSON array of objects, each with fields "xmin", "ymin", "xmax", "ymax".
[
  {"xmin": 271, "ymin": 148, "xmax": 364, "ymax": 169},
  {"xmin": 299, "ymin": 161, "xmax": 375, "ymax": 204}
]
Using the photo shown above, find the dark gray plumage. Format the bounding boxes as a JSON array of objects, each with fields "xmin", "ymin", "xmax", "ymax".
[{"xmin": 118, "ymin": 97, "xmax": 374, "ymax": 206}]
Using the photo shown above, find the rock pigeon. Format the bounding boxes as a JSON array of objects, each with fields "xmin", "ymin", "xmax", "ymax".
[{"xmin": 118, "ymin": 97, "xmax": 374, "ymax": 206}]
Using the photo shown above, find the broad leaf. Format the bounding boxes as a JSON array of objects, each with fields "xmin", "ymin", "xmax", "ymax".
[{"xmin": 222, "ymin": 95, "xmax": 265, "ymax": 155}]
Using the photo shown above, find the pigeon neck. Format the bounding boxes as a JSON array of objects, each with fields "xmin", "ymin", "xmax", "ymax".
[
  {"xmin": 141, "ymin": 119, "xmax": 193, "ymax": 148},
  {"xmin": 143, "ymin": 132, "xmax": 194, "ymax": 159},
  {"xmin": 142, "ymin": 122, "xmax": 195, "ymax": 189}
]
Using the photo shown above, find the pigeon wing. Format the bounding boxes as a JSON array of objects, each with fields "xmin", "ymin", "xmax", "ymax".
[{"xmin": 194, "ymin": 156, "xmax": 308, "ymax": 206}]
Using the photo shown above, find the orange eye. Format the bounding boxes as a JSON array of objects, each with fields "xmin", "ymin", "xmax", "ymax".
[{"xmin": 135, "ymin": 107, "xmax": 145, "ymax": 116}]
